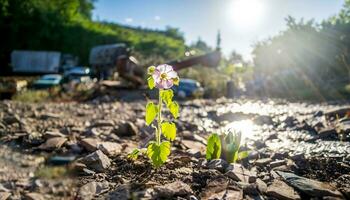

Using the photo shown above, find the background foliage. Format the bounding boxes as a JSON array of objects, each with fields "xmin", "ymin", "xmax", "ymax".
[
  {"xmin": 252, "ymin": 0, "xmax": 350, "ymax": 100},
  {"xmin": 0, "ymin": 0, "xmax": 186, "ymax": 69}
]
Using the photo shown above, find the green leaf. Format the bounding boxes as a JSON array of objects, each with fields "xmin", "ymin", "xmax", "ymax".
[
  {"xmin": 160, "ymin": 89, "xmax": 173, "ymax": 105},
  {"xmin": 147, "ymin": 141, "xmax": 171, "ymax": 167},
  {"xmin": 146, "ymin": 102, "xmax": 158, "ymax": 125},
  {"xmin": 161, "ymin": 122, "xmax": 176, "ymax": 141},
  {"xmin": 128, "ymin": 148, "xmax": 140, "ymax": 160},
  {"xmin": 237, "ymin": 151, "xmax": 249, "ymax": 160},
  {"xmin": 206, "ymin": 133, "xmax": 222, "ymax": 160},
  {"xmin": 168, "ymin": 101, "xmax": 179, "ymax": 118},
  {"xmin": 147, "ymin": 76, "xmax": 155, "ymax": 89}
]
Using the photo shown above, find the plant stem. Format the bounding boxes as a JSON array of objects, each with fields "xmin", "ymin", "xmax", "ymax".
[{"xmin": 157, "ymin": 89, "xmax": 162, "ymax": 145}]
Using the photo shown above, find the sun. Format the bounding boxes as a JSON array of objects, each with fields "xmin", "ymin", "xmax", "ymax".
[{"xmin": 228, "ymin": 0, "xmax": 265, "ymax": 30}]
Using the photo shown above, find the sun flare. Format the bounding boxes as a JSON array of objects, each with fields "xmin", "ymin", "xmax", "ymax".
[{"xmin": 228, "ymin": 0, "xmax": 265, "ymax": 30}]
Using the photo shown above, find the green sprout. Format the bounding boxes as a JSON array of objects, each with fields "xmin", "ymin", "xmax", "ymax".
[
  {"xmin": 129, "ymin": 64, "xmax": 179, "ymax": 167},
  {"xmin": 206, "ymin": 130, "xmax": 248, "ymax": 163}
]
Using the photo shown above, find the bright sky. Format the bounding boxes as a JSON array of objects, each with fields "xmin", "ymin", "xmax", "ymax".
[{"xmin": 93, "ymin": 0, "xmax": 344, "ymax": 60}]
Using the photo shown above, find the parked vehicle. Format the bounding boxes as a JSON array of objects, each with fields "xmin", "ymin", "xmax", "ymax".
[
  {"xmin": 173, "ymin": 78, "xmax": 204, "ymax": 98},
  {"xmin": 11, "ymin": 51, "xmax": 61, "ymax": 74},
  {"xmin": 32, "ymin": 74, "xmax": 62, "ymax": 89},
  {"xmin": 63, "ymin": 66, "xmax": 92, "ymax": 83}
]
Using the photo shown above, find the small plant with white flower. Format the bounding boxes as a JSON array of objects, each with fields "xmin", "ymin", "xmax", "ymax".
[{"xmin": 129, "ymin": 64, "xmax": 179, "ymax": 167}]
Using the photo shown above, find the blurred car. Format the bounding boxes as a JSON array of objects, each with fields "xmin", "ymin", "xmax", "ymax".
[
  {"xmin": 173, "ymin": 78, "xmax": 204, "ymax": 98},
  {"xmin": 32, "ymin": 74, "xmax": 62, "ymax": 89},
  {"xmin": 63, "ymin": 66, "xmax": 92, "ymax": 83}
]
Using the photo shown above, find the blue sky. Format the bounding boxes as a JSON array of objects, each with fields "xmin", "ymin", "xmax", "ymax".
[{"xmin": 93, "ymin": 0, "xmax": 344, "ymax": 60}]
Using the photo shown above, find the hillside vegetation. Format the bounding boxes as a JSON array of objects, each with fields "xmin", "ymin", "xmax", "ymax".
[{"xmin": 0, "ymin": 0, "xmax": 186, "ymax": 69}]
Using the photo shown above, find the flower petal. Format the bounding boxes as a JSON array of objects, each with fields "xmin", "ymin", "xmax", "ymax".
[
  {"xmin": 152, "ymin": 69, "xmax": 161, "ymax": 81},
  {"xmin": 167, "ymin": 70, "xmax": 178, "ymax": 79}
]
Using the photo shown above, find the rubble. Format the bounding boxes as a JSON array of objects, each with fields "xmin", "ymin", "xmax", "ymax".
[
  {"xmin": 277, "ymin": 171, "xmax": 344, "ymax": 198},
  {"xmin": 266, "ymin": 179, "xmax": 301, "ymax": 200},
  {"xmin": 79, "ymin": 150, "xmax": 111, "ymax": 172},
  {"xmin": 154, "ymin": 181, "xmax": 193, "ymax": 198},
  {"xmin": 1, "ymin": 99, "xmax": 350, "ymax": 199}
]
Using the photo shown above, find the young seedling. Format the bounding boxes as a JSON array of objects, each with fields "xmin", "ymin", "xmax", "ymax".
[
  {"xmin": 129, "ymin": 64, "xmax": 179, "ymax": 167},
  {"xmin": 206, "ymin": 130, "xmax": 248, "ymax": 163}
]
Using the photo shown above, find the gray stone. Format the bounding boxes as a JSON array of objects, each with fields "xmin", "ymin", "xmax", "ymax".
[
  {"xmin": 80, "ymin": 150, "xmax": 111, "ymax": 172},
  {"xmin": 186, "ymin": 148, "xmax": 201, "ymax": 158},
  {"xmin": 225, "ymin": 189, "xmax": 243, "ymax": 200},
  {"xmin": 277, "ymin": 171, "xmax": 344, "ymax": 198},
  {"xmin": 0, "ymin": 192, "xmax": 11, "ymax": 200},
  {"xmin": 38, "ymin": 137, "xmax": 67, "ymax": 150},
  {"xmin": 39, "ymin": 113, "xmax": 60, "ymax": 120},
  {"xmin": 107, "ymin": 185, "xmax": 130, "ymax": 200},
  {"xmin": 225, "ymin": 163, "xmax": 257, "ymax": 183},
  {"xmin": 270, "ymin": 159, "xmax": 287, "ymax": 169},
  {"xmin": 114, "ymin": 122, "xmax": 138, "ymax": 137},
  {"xmin": 266, "ymin": 180, "xmax": 301, "ymax": 200},
  {"xmin": 91, "ymin": 119, "xmax": 114, "ymax": 127},
  {"xmin": 207, "ymin": 159, "xmax": 229, "ymax": 172},
  {"xmin": 182, "ymin": 140, "xmax": 206, "ymax": 152},
  {"xmin": 154, "ymin": 181, "xmax": 193, "ymax": 198},
  {"xmin": 42, "ymin": 131, "xmax": 65, "ymax": 139},
  {"xmin": 307, "ymin": 128, "xmax": 337, "ymax": 142},
  {"xmin": 200, "ymin": 177, "xmax": 228, "ymax": 200},
  {"xmin": 256, "ymin": 178, "xmax": 267, "ymax": 193},
  {"xmin": 23, "ymin": 193, "xmax": 45, "ymax": 200},
  {"xmin": 98, "ymin": 142, "xmax": 122, "ymax": 156},
  {"xmin": 78, "ymin": 181, "xmax": 109, "ymax": 200},
  {"xmin": 254, "ymin": 158, "xmax": 272, "ymax": 167},
  {"xmin": 80, "ymin": 138, "xmax": 101, "ymax": 152}
]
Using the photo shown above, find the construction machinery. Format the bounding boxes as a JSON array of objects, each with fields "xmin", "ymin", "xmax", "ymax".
[{"xmin": 89, "ymin": 43, "xmax": 221, "ymax": 86}]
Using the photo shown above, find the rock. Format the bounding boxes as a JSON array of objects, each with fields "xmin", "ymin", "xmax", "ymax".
[
  {"xmin": 225, "ymin": 163, "xmax": 257, "ymax": 183},
  {"xmin": 186, "ymin": 149, "xmax": 201, "ymax": 158},
  {"xmin": 182, "ymin": 140, "xmax": 206, "ymax": 152},
  {"xmin": 207, "ymin": 159, "xmax": 229, "ymax": 172},
  {"xmin": 107, "ymin": 185, "xmax": 131, "ymax": 200},
  {"xmin": 79, "ymin": 150, "xmax": 111, "ymax": 172},
  {"xmin": 98, "ymin": 142, "xmax": 122, "ymax": 156},
  {"xmin": 114, "ymin": 122, "xmax": 138, "ymax": 137},
  {"xmin": 39, "ymin": 113, "xmax": 60, "ymax": 120},
  {"xmin": 0, "ymin": 192, "xmax": 11, "ymax": 200},
  {"xmin": 91, "ymin": 119, "xmax": 114, "ymax": 127},
  {"xmin": 307, "ymin": 128, "xmax": 337, "ymax": 142},
  {"xmin": 225, "ymin": 189, "xmax": 243, "ymax": 200},
  {"xmin": 3, "ymin": 115, "xmax": 20, "ymax": 125},
  {"xmin": 80, "ymin": 138, "xmax": 101, "ymax": 152},
  {"xmin": 240, "ymin": 183, "xmax": 259, "ymax": 195},
  {"xmin": 254, "ymin": 158, "xmax": 272, "ymax": 167},
  {"xmin": 256, "ymin": 179, "xmax": 267, "ymax": 193},
  {"xmin": 154, "ymin": 181, "xmax": 193, "ymax": 198},
  {"xmin": 42, "ymin": 131, "xmax": 65, "ymax": 139},
  {"xmin": 23, "ymin": 193, "xmax": 45, "ymax": 200},
  {"xmin": 0, "ymin": 184, "xmax": 10, "ymax": 192},
  {"xmin": 38, "ymin": 137, "xmax": 67, "ymax": 150},
  {"xmin": 266, "ymin": 180, "xmax": 301, "ymax": 200},
  {"xmin": 78, "ymin": 181, "xmax": 109, "ymax": 200},
  {"xmin": 276, "ymin": 171, "xmax": 344, "ymax": 198},
  {"xmin": 253, "ymin": 115, "xmax": 274, "ymax": 125},
  {"xmin": 270, "ymin": 159, "xmax": 287, "ymax": 169},
  {"xmin": 283, "ymin": 116, "xmax": 297, "ymax": 127},
  {"xmin": 270, "ymin": 152, "xmax": 288, "ymax": 160},
  {"xmin": 200, "ymin": 177, "xmax": 228, "ymax": 200}
]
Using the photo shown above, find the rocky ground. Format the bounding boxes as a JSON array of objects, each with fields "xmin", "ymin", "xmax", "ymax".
[{"xmin": 0, "ymin": 98, "xmax": 350, "ymax": 199}]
